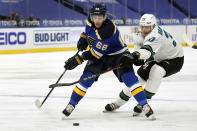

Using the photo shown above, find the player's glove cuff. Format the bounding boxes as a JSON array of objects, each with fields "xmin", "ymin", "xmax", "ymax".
[
  {"xmin": 131, "ymin": 51, "xmax": 140, "ymax": 60},
  {"xmin": 64, "ymin": 54, "xmax": 84, "ymax": 70},
  {"xmin": 77, "ymin": 32, "xmax": 88, "ymax": 51}
]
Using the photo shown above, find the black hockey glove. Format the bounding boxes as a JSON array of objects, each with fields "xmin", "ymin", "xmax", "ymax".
[
  {"xmin": 131, "ymin": 51, "xmax": 140, "ymax": 60},
  {"xmin": 77, "ymin": 32, "xmax": 88, "ymax": 51},
  {"xmin": 64, "ymin": 54, "xmax": 84, "ymax": 70},
  {"xmin": 120, "ymin": 53, "xmax": 135, "ymax": 68},
  {"xmin": 131, "ymin": 51, "xmax": 145, "ymax": 66},
  {"xmin": 120, "ymin": 51, "xmax": 141, "ymax": 68},
  {"xmin": 134, "ymin": 59, "xmax": 145, "ymax": 66}
]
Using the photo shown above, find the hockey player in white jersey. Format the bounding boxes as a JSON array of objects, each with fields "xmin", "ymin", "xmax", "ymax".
[{"xmin": 105, "ymin": 14, "xmax": 184, "ymax": 116}]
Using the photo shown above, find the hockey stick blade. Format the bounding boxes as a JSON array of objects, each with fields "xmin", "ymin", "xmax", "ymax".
[
  {"xmin": 34, "ymin": 99, "xmax": 42, "ymax": 109},
  {"xmin": 49, "ymin": 65, "xmax": 121, "ymax": 88},
  {"xmin": 34, "ymin": 51, "xmax": 81, "ymax": 109}
]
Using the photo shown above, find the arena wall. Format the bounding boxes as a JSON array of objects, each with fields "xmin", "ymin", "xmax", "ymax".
[{"xmin": 0, "ymin": 25, "xmax": 196, "ymax": 54}]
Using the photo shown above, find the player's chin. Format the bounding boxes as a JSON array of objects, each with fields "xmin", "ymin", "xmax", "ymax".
[
  {"xmin": 95, "ymin": 24, "xmax": 102, "ymax": 28},
  {"xmin": 142, "ymin": 33, "xmax": 148, "ymax": 37}
]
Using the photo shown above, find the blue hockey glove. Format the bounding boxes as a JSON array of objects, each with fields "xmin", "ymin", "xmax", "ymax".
[
  {"xmin": 77, "ymin": 32, "xmax": 88, "ymax": 51},
  {"xmin": 64, "ymin": 54, "xmax": 84, "ymax": 70}
]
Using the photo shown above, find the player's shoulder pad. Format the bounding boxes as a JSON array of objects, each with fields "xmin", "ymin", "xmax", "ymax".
[
  {"xmin": 133, "ymin": 32, "xmax": 144, "ymax": 44},
  {"xmin": 86, "ymin": 16, "xmax": 92, "ymax": 26},
  {"xmin": 97, "ymin": 19, "xmax": 116, "ymax": 40},
  {"xmin": 144, "ymin": 27, "xmax": 160, "ymax": 43}
]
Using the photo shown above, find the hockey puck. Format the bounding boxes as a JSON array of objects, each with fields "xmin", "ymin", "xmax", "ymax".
[{"xmin": 73, "ymin": 123, "xmax": 79, "ymax": 126}]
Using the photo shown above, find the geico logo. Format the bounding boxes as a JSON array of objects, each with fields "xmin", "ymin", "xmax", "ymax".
[
  {"xmin": 35, "ymin": 32, "xmax": 69, "ymax": 42},
  {"xmin": 0, "ymin": 32, "xmax": 26, "ymax": 45}
]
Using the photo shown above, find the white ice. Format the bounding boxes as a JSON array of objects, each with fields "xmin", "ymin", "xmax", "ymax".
[{"xmin": 0, "ymin": 48, "xmax": 197, "ymax": 131}]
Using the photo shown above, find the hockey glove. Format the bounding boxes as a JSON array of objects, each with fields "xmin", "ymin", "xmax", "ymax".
[
  {"xmin": 131, "ymin": 51, "xmax": 145, "ymax": 66},
  {"xmin": 134, "ymin": 59, "xmax": 145, "ymax": 66},
  {"xmin": 77, "ymin": 32, "xmax": 88, "ymax": 51},
  {"xmin": 131, "ymin": 51, "xmax": 140, "ymax": 60},
  {"xmin": 64, "ymin": 54, "xmax": 84, "ymax": 70},
  {"xmin": 120, "ymin": 51, "xmax": 141, "ymax": 68},
  {"xmin": 120, "ymin": 53, "xmax": 135, "ymax": 68}
]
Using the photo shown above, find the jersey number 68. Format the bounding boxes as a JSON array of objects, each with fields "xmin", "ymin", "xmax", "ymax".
[{"xmin": 96, "ymin": 42, "xmax": 108, "ymax": 51}]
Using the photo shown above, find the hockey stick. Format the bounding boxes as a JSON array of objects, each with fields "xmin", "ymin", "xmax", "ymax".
[
  {"xmin": 34, "ymin": 70, "xmax": 66, "ymax": 109},
  {"xmin": 34, "ymin": 50, "xmax": 80, "ymax": 109},
  {"xmin": 49, "ymin": 64, "xmax": 121, "ymax": 88}
]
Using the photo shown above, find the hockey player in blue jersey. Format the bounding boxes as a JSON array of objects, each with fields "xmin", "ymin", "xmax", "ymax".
[{"xmin": 62, "ymin": 3, "xmax": 155, "ymax": 120}]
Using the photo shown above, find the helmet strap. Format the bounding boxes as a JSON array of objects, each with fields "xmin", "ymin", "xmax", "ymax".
[{"xmin": 151, "ymin": 24, "xmax": 156, "ymax": 30}]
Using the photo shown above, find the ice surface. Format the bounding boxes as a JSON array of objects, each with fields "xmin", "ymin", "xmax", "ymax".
[{"xmin": 0, "ymin": 48, "xmax": 197, "ymax": 131}]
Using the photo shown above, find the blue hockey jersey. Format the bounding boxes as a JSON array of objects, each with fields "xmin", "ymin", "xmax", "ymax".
[{"xmin": 85, "ymin": 19, "xmax": 128, "ymax": 59}]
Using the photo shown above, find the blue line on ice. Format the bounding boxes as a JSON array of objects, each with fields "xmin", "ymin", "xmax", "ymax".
[{"xmin": 0, "ymin": 94, "xmax": 197, "ymax": 102}]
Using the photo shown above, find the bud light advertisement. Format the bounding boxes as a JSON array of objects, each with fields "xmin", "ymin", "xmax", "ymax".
[{"xmin": 33, "ymin": 30, "xmax": 70, "ymax": 45}]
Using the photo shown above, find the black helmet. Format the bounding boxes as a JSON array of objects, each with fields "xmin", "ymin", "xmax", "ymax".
[{"xmin": 90, "ymin": 3, "xmax": 107, "ymax": 17}]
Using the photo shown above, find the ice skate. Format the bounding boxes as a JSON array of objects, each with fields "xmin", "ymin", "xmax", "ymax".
[
  {"xmin": 142, "ymin": 103, "xmax": 156, "ymax": 120},
  {"xmin": 133, "ymin": 104, "xmax": 143, "ymax": 117},
  {"xmin": 62, "ymin": 103, "xmax": 75, "ymax": 117},
  {"xmin": 104, "ymin": 103, "xmax": 120, "ymax": 112}
]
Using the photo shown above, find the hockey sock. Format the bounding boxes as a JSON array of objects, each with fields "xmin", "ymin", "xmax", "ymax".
[
  {"xmin": 121, "ymin": 71, "xmax": 147, "ymax": 106},
  {"xmin": 69, "ymin": 72, "xmax": 96, "ymax": 105},
  {"xmin": 131, "ymin": 86, "xmax": 147, "ymax": 106},
  {"xmin": 119, "ymin": 90, "xmax": 130, "ymax": 101},
  {"xmin": 110, "ymin": 90, "xmax": 130, "ymax": 107},
  {"xmin": 144, "ymin": 89, "xmax": 155, "ymax": 99},
  {"xmin": 69, "ymin": 84, "xmax": 86, "ymax": 105}
]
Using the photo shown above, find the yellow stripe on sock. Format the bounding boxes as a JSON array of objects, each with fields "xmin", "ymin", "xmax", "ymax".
[
  {"xmin": 131, "ymin": 86, "xmax": 144, "ymax": 96},
  {"xmin": 74, "ymin": 86, "xmax": 86, "ymax": 96}
]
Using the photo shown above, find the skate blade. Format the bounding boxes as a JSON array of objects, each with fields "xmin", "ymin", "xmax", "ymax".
[
  {"xmin": 61, "ymin": 116, "xmax": 68, "ymax": 120},
  {"xmin": 34, "ymin": 99, "xmax": 41, "ymax": 109},
  {"xmin": 133, "ymin": 112, "xmax": 143, "ymax": 117},
  {"xmin": 148, "ymin": 115, "xmax": 156, "ymax": 121},
  {"xmin": 102, "ymin": 109, "xmax": 115, "ymax": 113}
]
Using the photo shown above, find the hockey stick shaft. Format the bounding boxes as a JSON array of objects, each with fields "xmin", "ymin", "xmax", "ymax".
[
  {"xmin": 38, "ymin": 70, "xmax": 66, "ymax": 108},
  {"xmin": 37, "ymin": 50, "xmax": 80, "ymax": 108},
  {"xmin": 49, "ymin": 64, "xmax": 121, "ymax": 88}
]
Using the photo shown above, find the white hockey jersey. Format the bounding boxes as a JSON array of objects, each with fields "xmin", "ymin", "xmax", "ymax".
[{"xmin": 133, "ymin": 26, "xmax": 184, "ymax": 62}]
